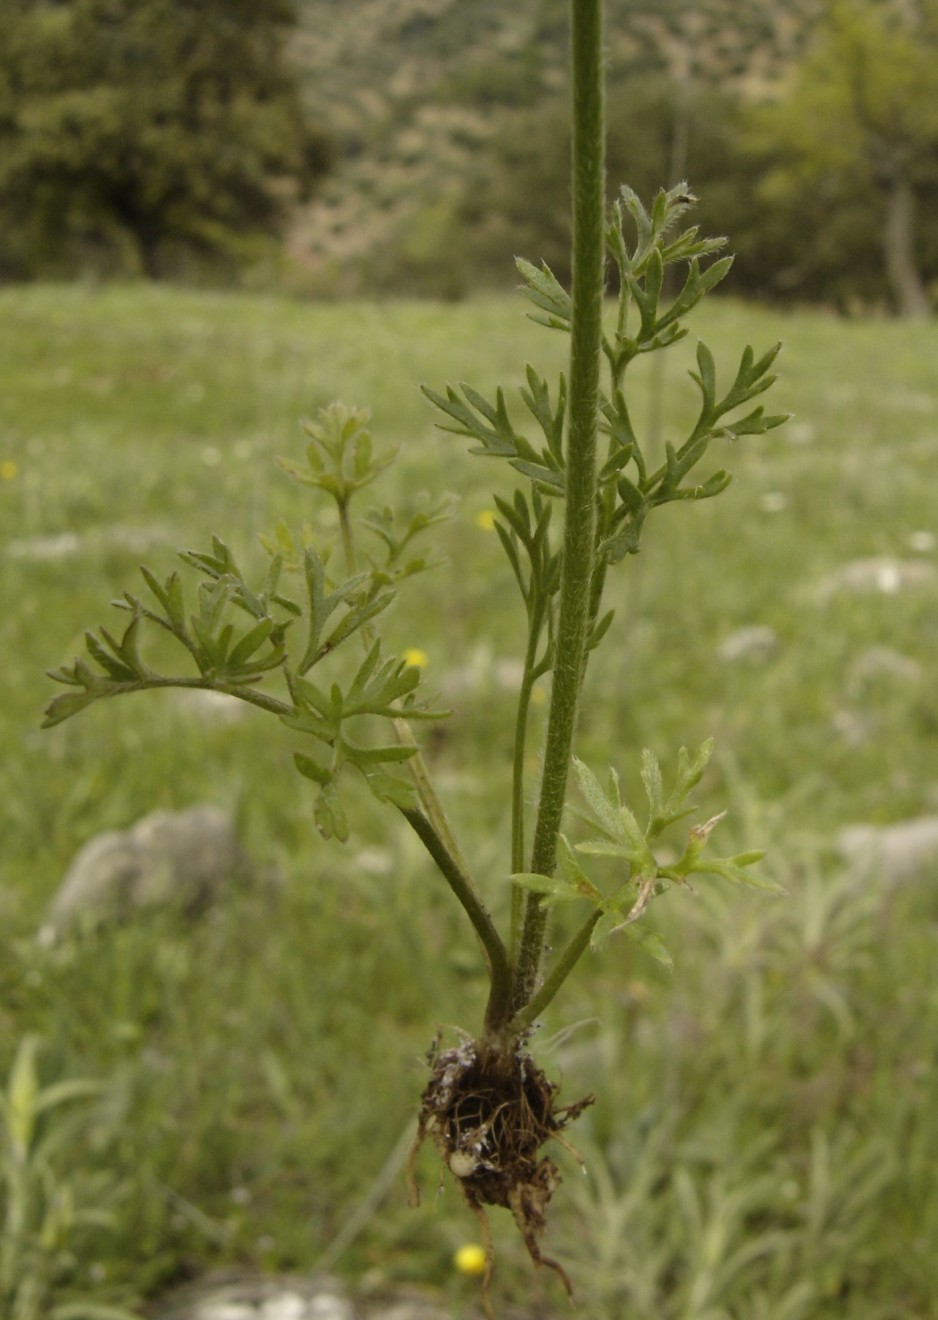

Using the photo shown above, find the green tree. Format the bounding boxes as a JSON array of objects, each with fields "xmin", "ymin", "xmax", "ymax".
[
  {"xmin": 452, "ymin": 76, "xmax": 743, "ymax": 293},
  {"xmin": 745, "ymin": 0, "xmax": 938, "ymax": 316},
  {"xmin": 0, "ymin": 0, "xmax": 331, "ymax": 281}
]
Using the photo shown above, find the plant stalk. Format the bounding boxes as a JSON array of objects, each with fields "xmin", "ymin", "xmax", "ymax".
[
  {"xmin": 510, "ymin": 909, "xmax": 602, "ymax": 1033},
  {"xmin": 508, "ymin": 611, "xmax": 549, "ymax": 958},
  {"xmin": 508, "ymin": 0, "xmax": 606, "ymax": 1022},
  {"xmin": 400, "ymin": 806, "xmax": 511, "ymax": 1030}
]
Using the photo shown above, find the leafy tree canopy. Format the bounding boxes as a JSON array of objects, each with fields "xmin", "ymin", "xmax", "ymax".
[
  {"xmin": 741, "ymin": 0, "xmax": 938, "ymax": 313},
  {"xmin": 0, "ymin": 0, "xmax": 331, "ymax": 281},
  {"xmin": 390, "ymin": 1, "xmax": 938, "ymax": 314}
]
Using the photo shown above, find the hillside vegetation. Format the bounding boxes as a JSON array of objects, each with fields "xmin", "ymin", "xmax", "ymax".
[
  {"xmin": 3, "ymin": 1, "xmax": 934, "ymax": 308},
  {"xmin": 289, "ymin": 0, "xmax": 820, "ymax": 294}
]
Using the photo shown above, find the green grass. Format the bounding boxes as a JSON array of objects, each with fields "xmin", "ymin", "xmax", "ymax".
[{"xmin": 2, "ymin": 284, "xmax": 938, "ymax": 1316}]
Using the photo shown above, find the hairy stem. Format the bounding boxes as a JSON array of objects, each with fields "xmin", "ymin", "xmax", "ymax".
[
  {"xmin": 508, "ymin": 613, "xmax": 549, "ymax": 958},
  {"xmin": 509, "ymin": 0, "xmax": 606, "ymax": 1021},
  {"xmin": 67, "ymin": 677, "xmax": 294, "ymax": 720},
  {"xmin": 400, "ymin": 806, "xmax": 511, "ymax": 1031},
  {"xmin": 510, "ymin": 909, "xmax": 602, "ymax": 1033},
  {"xmin": 509, "ymin": 673, "xmax": 535, "ymax": 957}
]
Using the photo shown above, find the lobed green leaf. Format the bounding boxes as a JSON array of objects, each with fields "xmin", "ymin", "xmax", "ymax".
[{"xmin": 515, "ymin": 257, "xmax": 573, "ymax": 330}]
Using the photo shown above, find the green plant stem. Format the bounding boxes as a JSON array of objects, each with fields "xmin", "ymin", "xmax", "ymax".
[
  {"xmin": 508, "ymin": 617, "xmax": 549, "ymax": 958},
  {"xmin": 198, "ymin": 682, "xmax": 294, "ymax": 716},
  {"xmin": 510, "ymin": 676, "xmax": 534, "ymax": 880},
  {"xmin": 400, "ymin": 806, "xmax": 511, "ymax": 1030},
  {"xmin": 392, "ymin": 718, "xmax": 470, "ymax": 864},
  {"xmin": 509, "ymin": 674, "xmax": 535, "ymax": 957},
  {"xmin": 336, "ymin": 495, "xmax": 357, "ymax": 576},
  {"xmin": 510, "ymin": 909, "xmax": 602, "ymax": 1033},
  {"xmin": 509, "ymin": 0, "xmax": 606, "ymax": 1023}
]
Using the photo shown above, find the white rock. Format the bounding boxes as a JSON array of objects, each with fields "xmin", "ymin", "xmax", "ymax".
[
  {"xmin": 7, "ymin": 532, "xmax": 81, "ymax": 560},
  {"xmin": 838, "ymin": 817, "xmax": 938, "ymax": 886},
  {"xmin": 150, "ymin": 1275, "xmax": 359, "ymax": 1320},
  {"xmin": 196, "ymin": 1306, "xmax": 256, "ymax": 1320},
  {"xmin": 6, "ymin": 525, "xmax": 170, "ymax": 561},
  {"xmin": 717, "ymin": 625, "xmax": 778, "ymax": 663},
  {"xmin": 308, "ymin": 1295, "xmax": 357, "ymax": 1319},
  {"xmin": 815, "ymin": 556, "xmax": 936, "ymax": 600},
  {"xmin": 846, "ymin": 646, "xmax": 921, "ymax": 695},
  {"xmin": 45, "ymin": 805, "xmax": 250, "ymax": 934},
  {"xmin": 907, "ymin": 530, "xmax": 936, "ymax": 553},
  {"xmin": 365, "ymin": 1304, "xmax": 452, "ymax": 1320},
  {"xmin": 261, "ymin": 1294, "xmax": 308, "ymax": 1320}
]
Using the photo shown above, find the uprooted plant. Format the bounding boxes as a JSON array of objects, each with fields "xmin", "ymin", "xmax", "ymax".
[{"xmin": 44, "ymin": 1, "xmax": 788, "ymax": 1314}]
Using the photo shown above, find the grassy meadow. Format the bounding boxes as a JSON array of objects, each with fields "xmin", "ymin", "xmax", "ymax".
[{"xmin": 2, "ymin": 283, "xmax": 938, "ymax": 1318}]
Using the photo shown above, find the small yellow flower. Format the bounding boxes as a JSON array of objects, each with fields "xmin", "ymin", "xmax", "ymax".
[
  {"xmin": 475, "ymin": 509, "xmax": 496, "ymax": 531},
  {"xmin": 454, "ymin": 1242, "xmax": 487, "ymax": 1276},
  {"xmin": 0, "ymin": 460, "xmax": 18, "ymax": 481},
  {"xmin": 530, "ymin": 684, "xmax": 547, "ymax": 706},
  {"xmin": 402, "ymin": 648, "xmax": 428, "ymax": 669}
]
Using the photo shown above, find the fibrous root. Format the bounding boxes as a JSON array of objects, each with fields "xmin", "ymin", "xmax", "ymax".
[{"xmin": 407, "ymin": 1035, "xmax": 593, "ymax": 1318}]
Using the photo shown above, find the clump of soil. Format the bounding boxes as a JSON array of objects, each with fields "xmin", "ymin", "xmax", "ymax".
[{"xmin": 407, "ymin": 1036, "xmax": 594, "ymax": 1317}]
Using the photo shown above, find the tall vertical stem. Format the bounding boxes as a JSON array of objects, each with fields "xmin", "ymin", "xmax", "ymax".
[
  {"xmin": 508, "ymin": 616, "xmax": 547, "ymax": 959},
  {"xmin": 507, "ymin": 0, "xmax": 606, "ymax": 1020}
]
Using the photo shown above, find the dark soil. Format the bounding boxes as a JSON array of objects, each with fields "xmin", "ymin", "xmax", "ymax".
[{"xmin": 408, "ymin": 1036, "xmax": 594, "ymax": 1319}]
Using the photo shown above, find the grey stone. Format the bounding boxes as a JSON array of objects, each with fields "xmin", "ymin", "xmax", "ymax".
[
  {"xmin": 717, "ymin": 625, "xmax": 778, "ymax": 663},
  {"xmin": 151, "ymin": 1276, "xmax": 551, "ymax": 1320},
  {"xmin": 845, "ymin": 646, "xmax": 921, "ymax": 696},
  {"xmin": 837, "ymin": 817, "xmax": 938, "ymax": 886},
  {"xmin": 7, "ymin": 531, "xmax": 81, "ymax": 561},
  {"xmin": 360, "ymin": 1305, "xmax": 452, "ymax": 1320},
  {"xmin": 43, "ymin": 805, "xmax": 250, "ymax": 936},
  {"xmin": 815, "ymin": 556, "xmax": 936, "ymax": 600},
  {"xmin": 307, "ymin": 1295, "xmax": 357, "ymax": 1320},
  {"xmin": 152, "ymin": 1275, "xmax": 359, "ymax": 1320},
  {"xmin": 6, "ymin": 524, "xmax": 170, "ymax": 562},
  {"xmin": 197, "ymin": 1307, "xmax": 256, "ymax": 1320},
  {"xmin": 260, "ymin": 1294, "xmax": 313, "ymax": 1320}
]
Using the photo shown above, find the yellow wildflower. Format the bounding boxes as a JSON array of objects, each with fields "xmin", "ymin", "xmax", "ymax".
[
  {"xmin": 454, "ymin": 1243, "xmax": 487, "ymax": 1276},
  {"xmin": 475, "ymin": 509, "xmax": 496, "ymax": 531},
  {"xmin": 0, "ymin": 460, "xmax": 18, "ymax": 481},
  {"xmin": 402, "ymin": 648, "xmax": 428, "ymax": 669}
]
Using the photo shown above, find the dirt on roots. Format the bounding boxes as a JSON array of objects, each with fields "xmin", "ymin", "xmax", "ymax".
[{"xmin": 407, "ymin": 1036, "xmax": 594, "ymax": 1317}]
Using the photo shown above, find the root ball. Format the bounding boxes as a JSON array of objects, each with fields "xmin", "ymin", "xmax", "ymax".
[{"xmin": 408, "ymin": 1036, "xmax": 593, "ymax": 1307}]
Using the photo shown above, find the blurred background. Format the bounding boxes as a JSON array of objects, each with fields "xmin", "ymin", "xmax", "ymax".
[
  {"xmin": 2, "ymin": 3, "xmax": 938, "ymax": 1319},
  {"xmin": 2, "ymin": 0, "xmax": 937, "ymax": 314}
]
